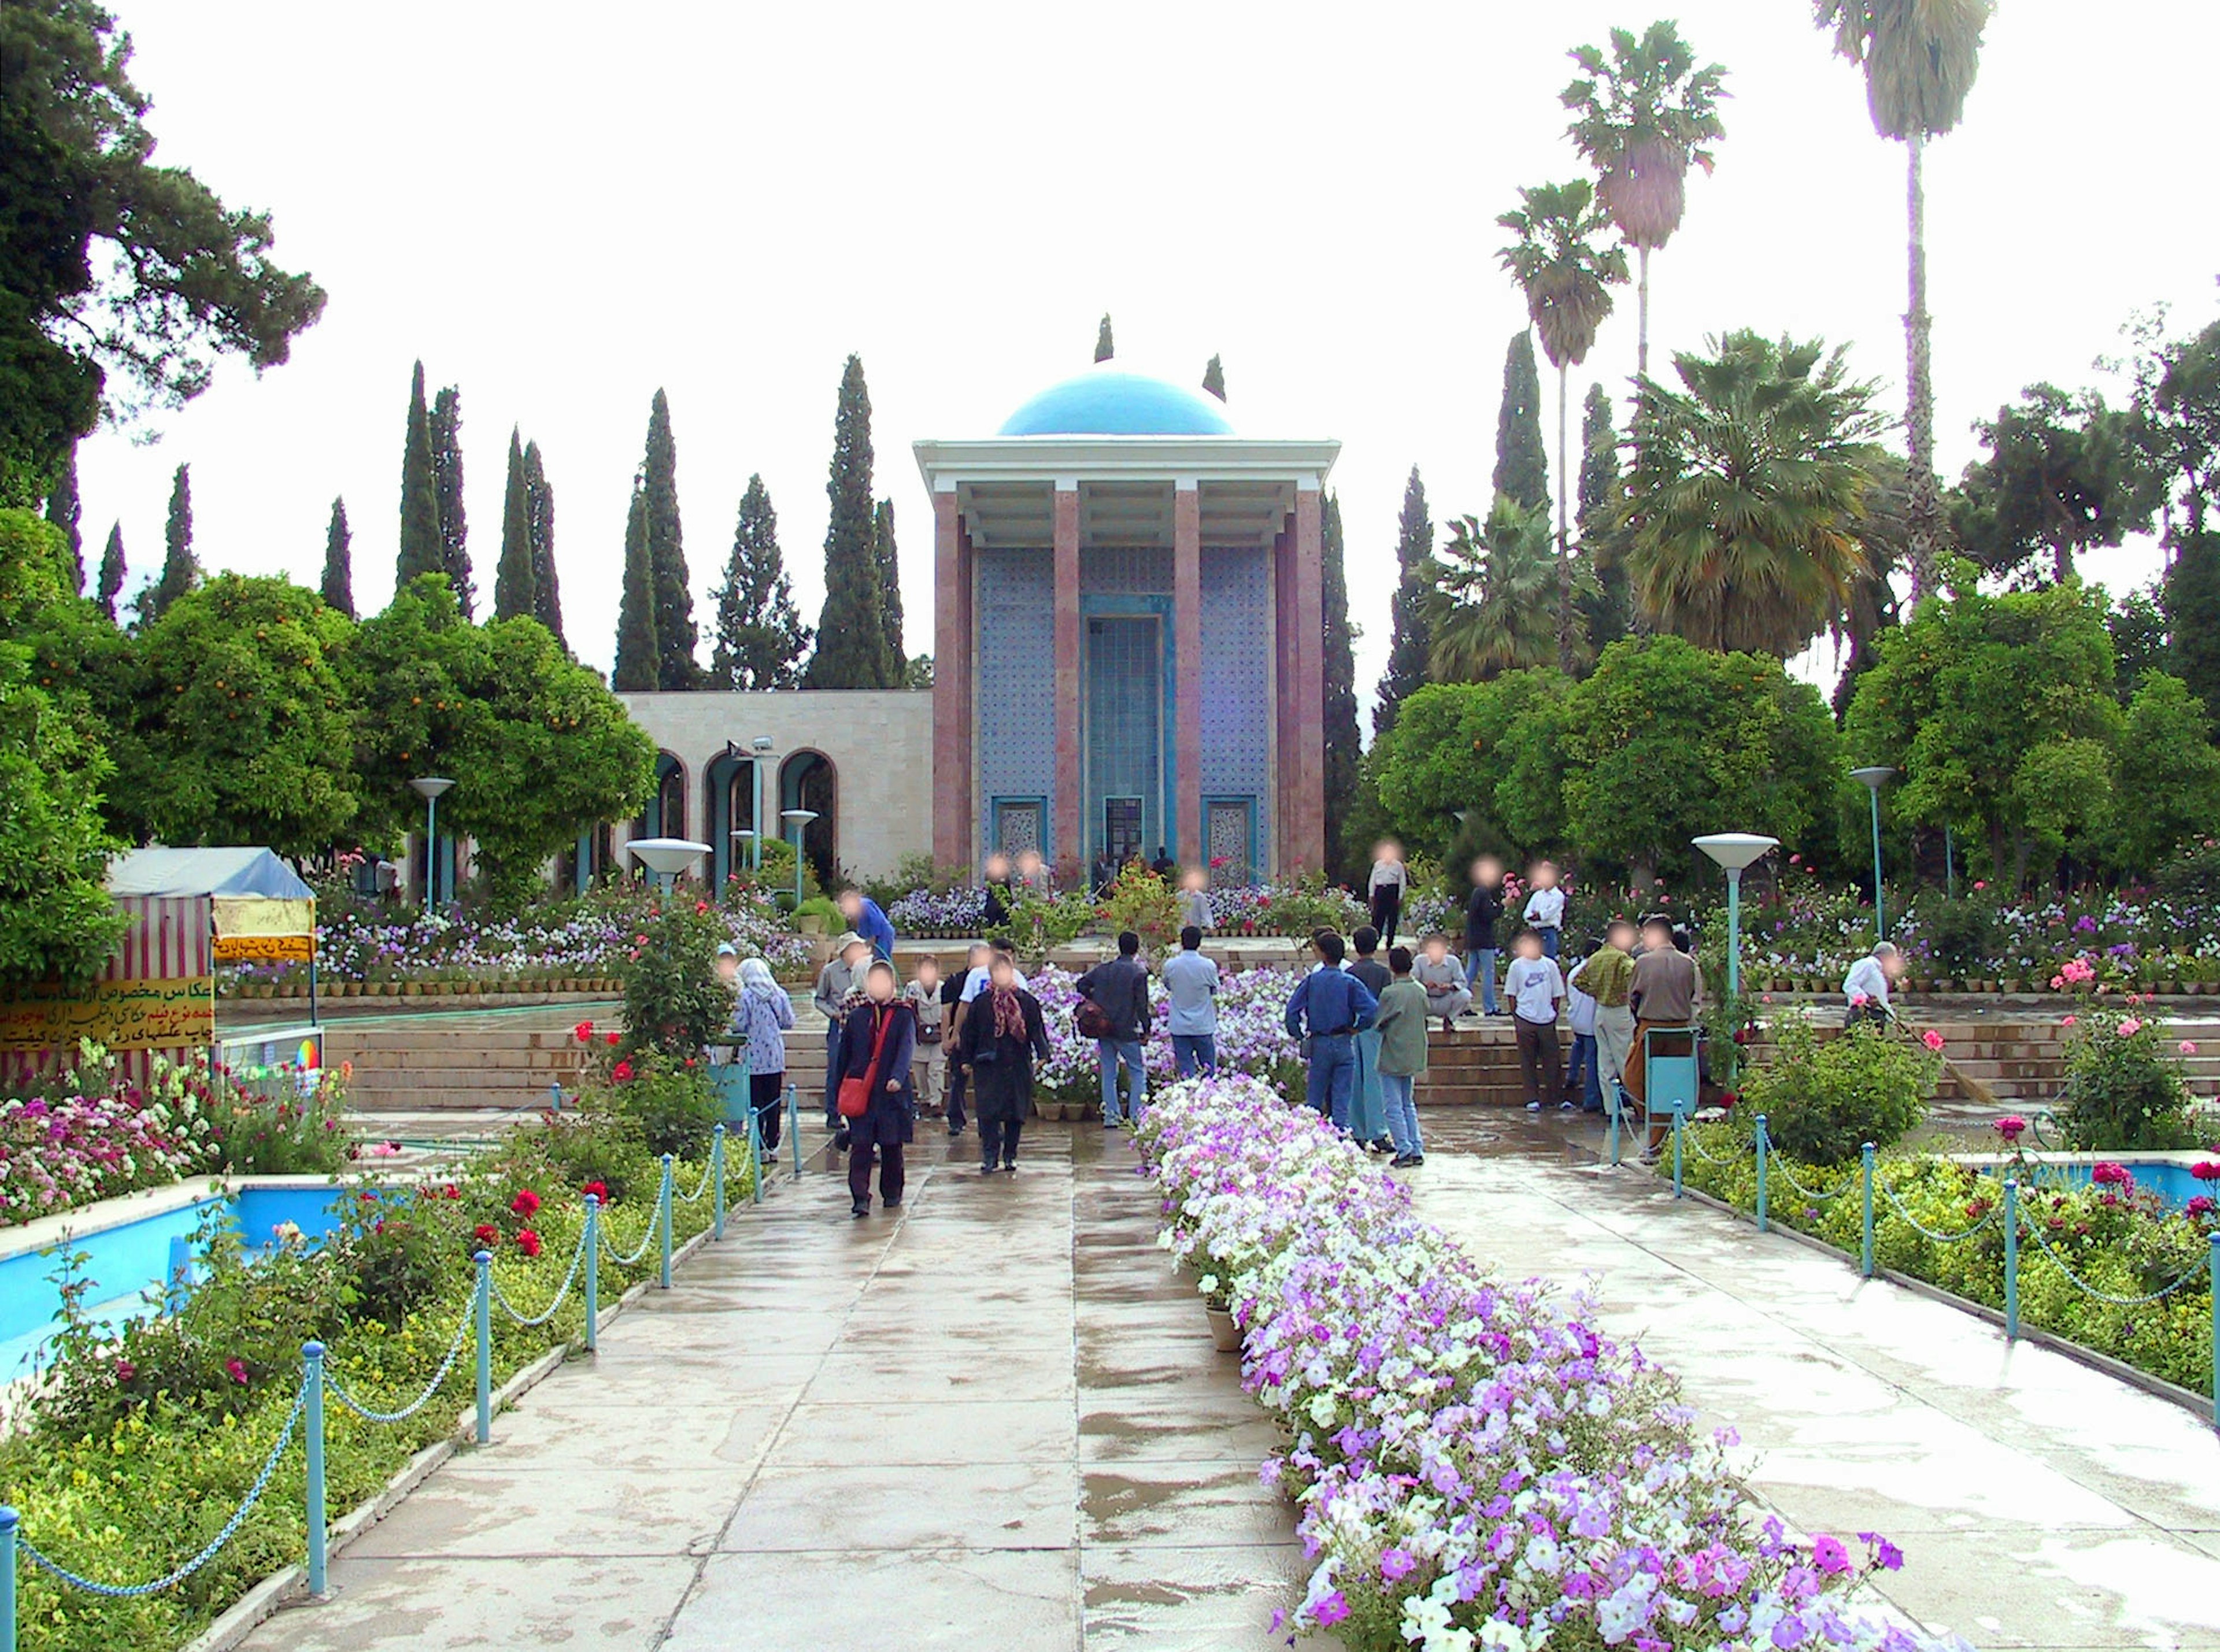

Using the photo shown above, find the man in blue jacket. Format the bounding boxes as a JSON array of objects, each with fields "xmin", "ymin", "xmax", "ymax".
[
  {"xmin": 839, "ymin": 888, "xmax": 897, "ymax": 964},
  {"xmin": 1283, "ymin": 931, "xmax": 1377, "ymax": 1131}
]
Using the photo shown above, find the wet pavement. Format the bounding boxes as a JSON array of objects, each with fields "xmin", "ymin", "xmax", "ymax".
[
  {"xmin": 233, "ymin": 1117, "xmax": 1333, "ymax": 1652},
  {"xmin": 1413, "ymin": 1110, "xmax": 2220, "ymax": 1652}
]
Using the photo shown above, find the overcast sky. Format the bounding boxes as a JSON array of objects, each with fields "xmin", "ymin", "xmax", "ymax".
[{"xmin": 76, "ymin": 2, "xmax": 2219, "ymax": 716}]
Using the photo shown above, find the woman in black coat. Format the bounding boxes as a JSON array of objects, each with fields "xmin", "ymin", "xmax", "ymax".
[
  {"xmin": 835, "ymin": 960, "xmax": 917, "ymax": 1217},
  {"xmin": 957, "ymin": 953, "xmax": 1050, "ymax": 1175}
]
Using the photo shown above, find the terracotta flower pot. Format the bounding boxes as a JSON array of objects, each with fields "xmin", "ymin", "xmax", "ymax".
[{"xmin": 1205, "ymin": 1306, "xmax": 1241, "ymax": 1353}]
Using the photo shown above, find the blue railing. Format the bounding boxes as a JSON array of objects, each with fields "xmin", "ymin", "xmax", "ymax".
[
  {"xmin": 1664, "ymin": 1113, "xmax": 2220, "ymax": 1428},
  {"xmin": 0, "ymin": 1121, "xmax": 761, "ymax": 1650}
]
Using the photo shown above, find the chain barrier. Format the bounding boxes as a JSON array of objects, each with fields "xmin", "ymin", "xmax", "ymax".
[
  {"xmin": 326, "ymin": 1301, "xmax": 474, "ymax": 1424},
  {"xmin": 2017, "ymin": 1217, "xmax": 2211, "ymax": 1307},
  {"xmin": 489, "ymin": 1226, "xmax": 590, "ymax": 1329},
  {"xmin": 1768, "ymin": 1155, "xmax": 1851, "ymax": 1206},
  {"xmin": 675, "ymin": 1154, "xmax": 718, "ymax": 1205},
  {"xmin": 1679, "ymin": 1123, "xmax": 1753, "ymax": 1168},
  {"xmin": 598, "ymin": 1198, "xmax": 663, "ymax": 1268},
  {"xmin": 1873, "ymin": 1175, "xmax": 2000, "ymax": 1244},
  {"xmin": 17, "ymin": 1384, "xmax": 306, "ymax": 1599}
]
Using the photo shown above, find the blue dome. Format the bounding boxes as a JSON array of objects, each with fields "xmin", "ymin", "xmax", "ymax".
[{"xmin": 998, "ymin": 368, "xmax": 1235, "ymax": 437}]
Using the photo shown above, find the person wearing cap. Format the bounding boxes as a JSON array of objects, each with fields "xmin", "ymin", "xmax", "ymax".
[
  {"xmin": 708, "ymin": 942, "xmax": 742, "ymax": 1067},
  {"xmin": 812, "ymin": 932, "xmax": 870, "ymax": 1126}
]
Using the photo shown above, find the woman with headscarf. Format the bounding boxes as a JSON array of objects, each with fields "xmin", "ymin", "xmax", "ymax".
[
  {"xmin": 957, "ymin": 952, "xmax": 1049, "ymax": 1175},
  {"xmin": 734, "ymin": 957, "xmax": 794, "ymax": 1153},
  {"xmin": 832, "ymin": 959, "xmax": 917, "ymax": 1217}
]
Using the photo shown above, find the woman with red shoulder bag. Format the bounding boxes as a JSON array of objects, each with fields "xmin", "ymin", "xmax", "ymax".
[{"xmin": 834, "ymin": 960, "xmax": 918, "ymax": 1218}]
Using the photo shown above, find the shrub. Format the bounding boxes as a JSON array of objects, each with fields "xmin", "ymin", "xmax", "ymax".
[
  {"xmin": 2151, "ymin": 837, "xmax": 2220, "ymax": 907},
  {"xmin": 619, "ymin": 897, "xmax": 734, "ymax": 1059},
  {"xmin": 597, "ymin": 1052, "xmax": 720, "ymax": 1160},
  {"xmin": 1098, "ymin": 862, "xmax": 1179, "ymax": 954},
  {"xmin": 1737, "ymin": 1017, "xmax": 1937, "ymax": 1165},
  {"xmin": 1908, "ymin": 891, "xmax": 2003, "ymax": 979},
  {"xmin": 2056, "ymin": 1002, "xmax": 2199, "ymax": 1149},
  {"xmin": 990, "ymin": 891, "xmax": 1094, "ymax": 964},
  {"xmin": 209, "ymin": 1064, "xmax": 354, "ymax": 1175}
]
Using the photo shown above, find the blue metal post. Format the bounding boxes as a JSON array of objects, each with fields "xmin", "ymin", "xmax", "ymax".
[
  {"xmin": 2208, "ymin": 1233, "xmax": 2219, "ymax": 1428},
  {"xmin": 582, "ymin": 1195, "xmax": 600, "ymax": 1354},
  {"xmin": 1605, "ymin": 1105, "xmax": 1619, "ymax": 1169},
  {"xmin": 302, "ymin": 1342, "xmax": 328, "ymax": 1596},
  {"xmin": 473, "ymin": 1249, "xmax": 492, "ymax": 1445},
  {"xmin": 1755, "ymin": 1113, "xmax": 1770, "ymax": 1234},
  {"xmin": 658, "ymin": 1154, "xmax": 674, "ymax": 1290},
  {"xmin": 2003, "ymin": 1180, "xmax": 2021, "ymax": 1342},
  {"xmin": 712, "ymin": 1124, "xmax": 727, "ymax": 1240},
  {"xmin": 1867, "ymin": 784, "xmax": 1886, "ymax": 942},
  {"xmin": 787, "ymin": 1082, "xmax": 801, "ymax": 1178},
  {"xmin": 1671, "ymin": 1109, "xmax": 1684, "ymax": 1199},
  {"xmin": 746, "ymin": 1100, "xmax": 763, "ymax": 1206},
  {"xmin": 1724, "ymin": 866, "xmax": 1744, "ymax": 998},
  {"xmin": 165, "ymin": 1233, "xmax": 192, "ymax": 1314},
  {"xmin": 1860, "ymin": 1143, "xmax": 1877, "ymax": 1279},
  {"xmin": 1, "ymin": 1505, "xmax": 18, "ymax": 1652},
  {"xmin": 548, "ymin": 1081, "xmax": 563, "ymax": 1115}
]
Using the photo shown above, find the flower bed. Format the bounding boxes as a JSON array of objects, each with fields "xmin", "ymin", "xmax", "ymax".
[
  {"xmin": 1679, "ymin": 1130, "xmax": 2217, "ymax": 1398},
  {"xmin": 1136, "ymin": 1076, "xmax": 1958, "ymax": 1651},
  {"xmin": 1024, "ymin": 965, "xmax": 1305, "ymax": 1111}
]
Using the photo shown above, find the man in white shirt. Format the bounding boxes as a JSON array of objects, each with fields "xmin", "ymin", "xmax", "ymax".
[
  {"xmin": 1522, "ymin": 861, "xmax": 1566, "ymax": 960},
  {"xmin": 1842, "ymin": 941, "xmax": 1900, "ymax": 1028}
]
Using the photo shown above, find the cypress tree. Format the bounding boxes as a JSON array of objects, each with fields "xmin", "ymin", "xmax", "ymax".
[
  {"xmin": 612, "ymin": 474, "xmax": 658, "ymax": 691},
  {"xmin": 1374, "ymin": 466, "xmax": 1437, "ymax": 737},
  {"xmin": 872, "ymin": 497, "xmax": 903, "ymax": 680},
  {"xmin": 804, "ymin": 354, "xmax": 889, "ymax": 688},
  {"xmin": 144, "ymin": 462, "xmax": 198, "ymax": 620},
  {"xmin": 711, "ymin": 473, "xmax": 812, "ymax": 690},
  {"xmin": 1492, "ymin": 331, "xmax": 1549, "ymax": 513},
  {"xmin": 2166, "ymin": 530, "xmax": 2220, "ymax": 724},
  {"xmin": 321, "ymin": 496, "xmax": 354, "ymax": 618},
  {"xmin": 1094, "ymin": 314, "xmax": 1115, "ymax": 363},
  {"xmin": 427, "ymin": 383, "xmax": 472, "ymax": 616},
  {"xmin": 523, "ymin": 440, "xmax": 562, "ymax": 644},
  {"xmin": 1574, "ymin": 384, "xmax": 1629, "ymax": 654},
  {"xmin": 1320, "ymin": 491, "xmax": 1364, "ymax": 879},
  {"xmin": 638, "ymin": 389, "xmax": 695, "ymax": 688},
  {"xmin": 44, "ymin": 446, "xmax": 83, "ymax": 591},
  {"xmin": 396, "ymin": 361, "xmax": 442, "ymax": 592},
  {"xmin": 1202, "ymin": 355, "xmax": 1226, "ymax": 402},
  {"xmin": 95, "ymin": 522, "xmax": 124, "ymax": 621},
  {"xmin": 494, "ymin": 428, "xmax": 536, "ymax": 621}
]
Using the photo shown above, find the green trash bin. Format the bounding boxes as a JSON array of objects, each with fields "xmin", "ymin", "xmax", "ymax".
[{"xmin": 706, "ymin": 1039, "xmax": 751, "ymax": 1128}]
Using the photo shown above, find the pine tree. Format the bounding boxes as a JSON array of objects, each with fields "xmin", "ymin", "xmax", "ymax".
[
  {"xmin": 1321, "ymin": 491, "xmax": 1364, "ymax": 880},
  {"xmin": 523, "ymin": 440, "xmax": 562, "ymax": 644},
  {"xmin": 95, "ymin": 523, "xmax": 124, "ymax": 621},
  {"xmin": 1374, "ymin": 466, "xmax": 1437, "ymax": 736},
  {"xmin": 143, "ymin": 462, "xmax": 198, "ymax": 620},
  {"xmin": 396, "ymin": 361, "xmax": 442, "ymax": 592},
  {"xmin": 321, "ymin": 496, "xmax": 354, "ymax": 618},
  {"xmin": 1493, "ymin": 330, "xmax": 1549, "ymax": 513},
  {"xmin": 494, "ymin": 428, "xmax": 536, "ymax": 621},
  {"xmin": 2166, "ymin": 531, "xmax": 2220, "ymax": 724},
  {"xmin": 872, "ymin": 497, "xmax": 903, "ymax": 679},
  {"xmin": 1202, "ymin": 355, "xmax": 1226, "ymax": 401},
  {"xmin": 638, "ymin": 389, "xmax": 695, "ymax": 689},
  {"xmin": 1095, "ymin": 314, "xmax": 1115, "ymax": 363},
  {"xmin": 612, "ymin": 474, "xmax": 658, "ymax": 692},
  {"xmin": 711, "ymin": 473, "xmax": 812, "ymax": 690},
  {"xmin": 1574, "ymin": 383, "xmax": 1629, "ymax": 654},
  {"xmin": 427, "ymin": 383, "xmax": 472, "ymax": 616},
  {"xmin": 804, "ymin": 354, "xmax": 890, "ymax": 688},
  {"xmin": 44, "ymin": 446, "xmax": 83, "ymax": 591}
]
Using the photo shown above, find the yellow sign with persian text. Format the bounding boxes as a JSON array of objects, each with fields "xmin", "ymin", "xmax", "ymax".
[
  {"xmin": 212, "ymin": 933, "xmax": 315, "ymax": 964},
  {"xmin": 0, "ymin": 977, "xmax": 216, "ymax": 1053}
]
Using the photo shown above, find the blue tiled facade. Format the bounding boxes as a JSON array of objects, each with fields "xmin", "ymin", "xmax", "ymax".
[
  {"xmin": 1199, "ymin": 545, "xmax": 1271, "ymax": 872},
  {"xmin": 976, "ymin": 546, "xmax": 1055, "ymax": 850}
]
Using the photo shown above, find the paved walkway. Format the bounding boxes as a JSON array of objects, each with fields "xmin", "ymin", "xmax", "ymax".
[
  {"xmin": 1415, "ymin": 1117, "xmax": 2220, "ymax": 1652},
  {"xmin": 237, "ymin": 1124, "xmax": 1319, "ymax": 1651}
]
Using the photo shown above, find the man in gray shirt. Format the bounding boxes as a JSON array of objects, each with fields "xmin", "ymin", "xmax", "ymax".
[{"xmin": 1161, "ymin": 925, "xmax": 1220, "ymax": 1078}]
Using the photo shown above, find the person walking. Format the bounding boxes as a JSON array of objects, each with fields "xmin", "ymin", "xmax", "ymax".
[
  {"xmin": 1522, "ymin": 861, "xmax": 1566, "ymax": 961},
  {"xmin": 1076, "ymin": 931, "xmax": 1152, "ymax": 1127},
  {"xmin": 1504, "ymin": 928, "xmax": 1566, "ymax": 1113},
  {"xmin": 1161, "ymin": 925, "xmax": 1219, "ymax": 1077},
  {"xmin": 1463, "ymin": 855, "xmax": 1505, "ymax": 1016},
  {"xmin": 1626, "ymin": 915, "xmax": 1703, "ymax": 1162},
  {"xmin": 812, "ymin": 933, "xmax": 869, "ymax": 1126},
  {"xmin": 901, "ymin": 957, "xmax": 949, "ymax": 1118},
  {"xmin": 1372, "ymin": 946, "xmax": 1430, "ymax": 1167},
  {"xmin": 1581, "ymin": 918, "xmax": 1639, "ymax": 1123},
  {"xmin": 1346, "ymin": 925, "xmax": 1394, "ymax": 1152},
  {"xmin": 733, "ymin": 957, "xmax": 794, "ymax": 1154},
  {"xmin": 1283, "ymin": 931, "xmax": 1377, "ymax": 1129},
  {"xmin": 833, "ymin": 960, "xmax": 916, "ymax": 1217},
  {"xmin": 1176, "ymin": 866, "xmax": 1213, "ymax": 935},
  {"xmin": 959, "ymin": 952, "xmax": 1050, "ymax": 1173},
  {"xmin": 939, "ymin": 942, "xmax": 990, "ymax": 1137},
  {"xmin": 838, "ymin": 889, "xmax": 897, "ymax": 964},
  {"xmin": 1366, "ymin": 839, "xmax": 1409, "ymax": 949},
  {"xmin": 1842, "ymin": 940, "xmax": 1900, "ymax": 1027},
  {"xmin": 1412, "ymin": 935, "xmax": 1473, "ymax": 1031}
]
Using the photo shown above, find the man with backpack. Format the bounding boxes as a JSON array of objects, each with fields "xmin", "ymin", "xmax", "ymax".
[{"xmin": 1076, "ymin": 931, "xmax": 1152, "ymax": 1128}]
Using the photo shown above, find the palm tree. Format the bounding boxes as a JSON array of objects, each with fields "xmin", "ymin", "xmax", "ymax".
[
  {"xmin": 1427, "ymin": 495, "xmax": 1571, "ymax": 681},
  {"xmin": 1623, "ymin": 329, "xmax": 1886, "ymax": 655},
  {"xmin": 1497, "ymin": 180, "xmax": 1629, "ymax": 672},
  {"xmin": 1562, "ymin": 21, "xmax": 1728, "ymax": 378},
  {"xmin": 1813, "ymin": 0, "xmax": 1995, "ymax": 601}
]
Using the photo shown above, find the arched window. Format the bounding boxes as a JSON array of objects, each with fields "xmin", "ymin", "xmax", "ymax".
[
  {"xmin": 778, "ymin": 749, "xmax": 837, "ymax": 888},
  {"xmin": 640, "ymin": 752, "xmax": 689, "ymax": 846}
]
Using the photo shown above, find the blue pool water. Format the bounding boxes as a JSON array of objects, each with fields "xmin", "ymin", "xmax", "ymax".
[
  {"xmin": 0, "ymin": 1184, "xmax": 395, "ymax": 1383},
  {"xmin": 1960, "ymin": 1155, "xmax": 2208, "ymax": 1211}
]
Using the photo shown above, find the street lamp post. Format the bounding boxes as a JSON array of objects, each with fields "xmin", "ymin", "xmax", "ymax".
[
  {"xmin": 1692, "ymin": 834, "xmax": 1779, "ymax": 999},
  {"xmin": 730, "ymin": 829, "xmax": 756, "ymax": 888},
  {"xmin": 749, "ymin": 737, "xmax": 774, "ymax": 872},
  {"xmin": 780, "ymin": 808, "xmax": 817, "ymax": 908},
  {"xmin": 628, "ymin": 836, "xmax": 711, "ymax": 895},
  {"xmin": 1851, "ymin": 767, "xmax": 1896, "ymax": 942},
  {"xmin": 409, "ymin": 777, "xmax": 454, "ymax": 910}
]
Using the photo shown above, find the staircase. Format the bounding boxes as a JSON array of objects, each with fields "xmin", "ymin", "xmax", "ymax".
[{"xmin": 326, "ymin": 1011, "xmax": 601, "ymax": 1114}]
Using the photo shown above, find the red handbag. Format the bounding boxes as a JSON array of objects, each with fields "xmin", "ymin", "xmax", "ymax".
[{"xmin": 836, "ymin": 1006, "xmax": 897, "ymax": 1120}]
